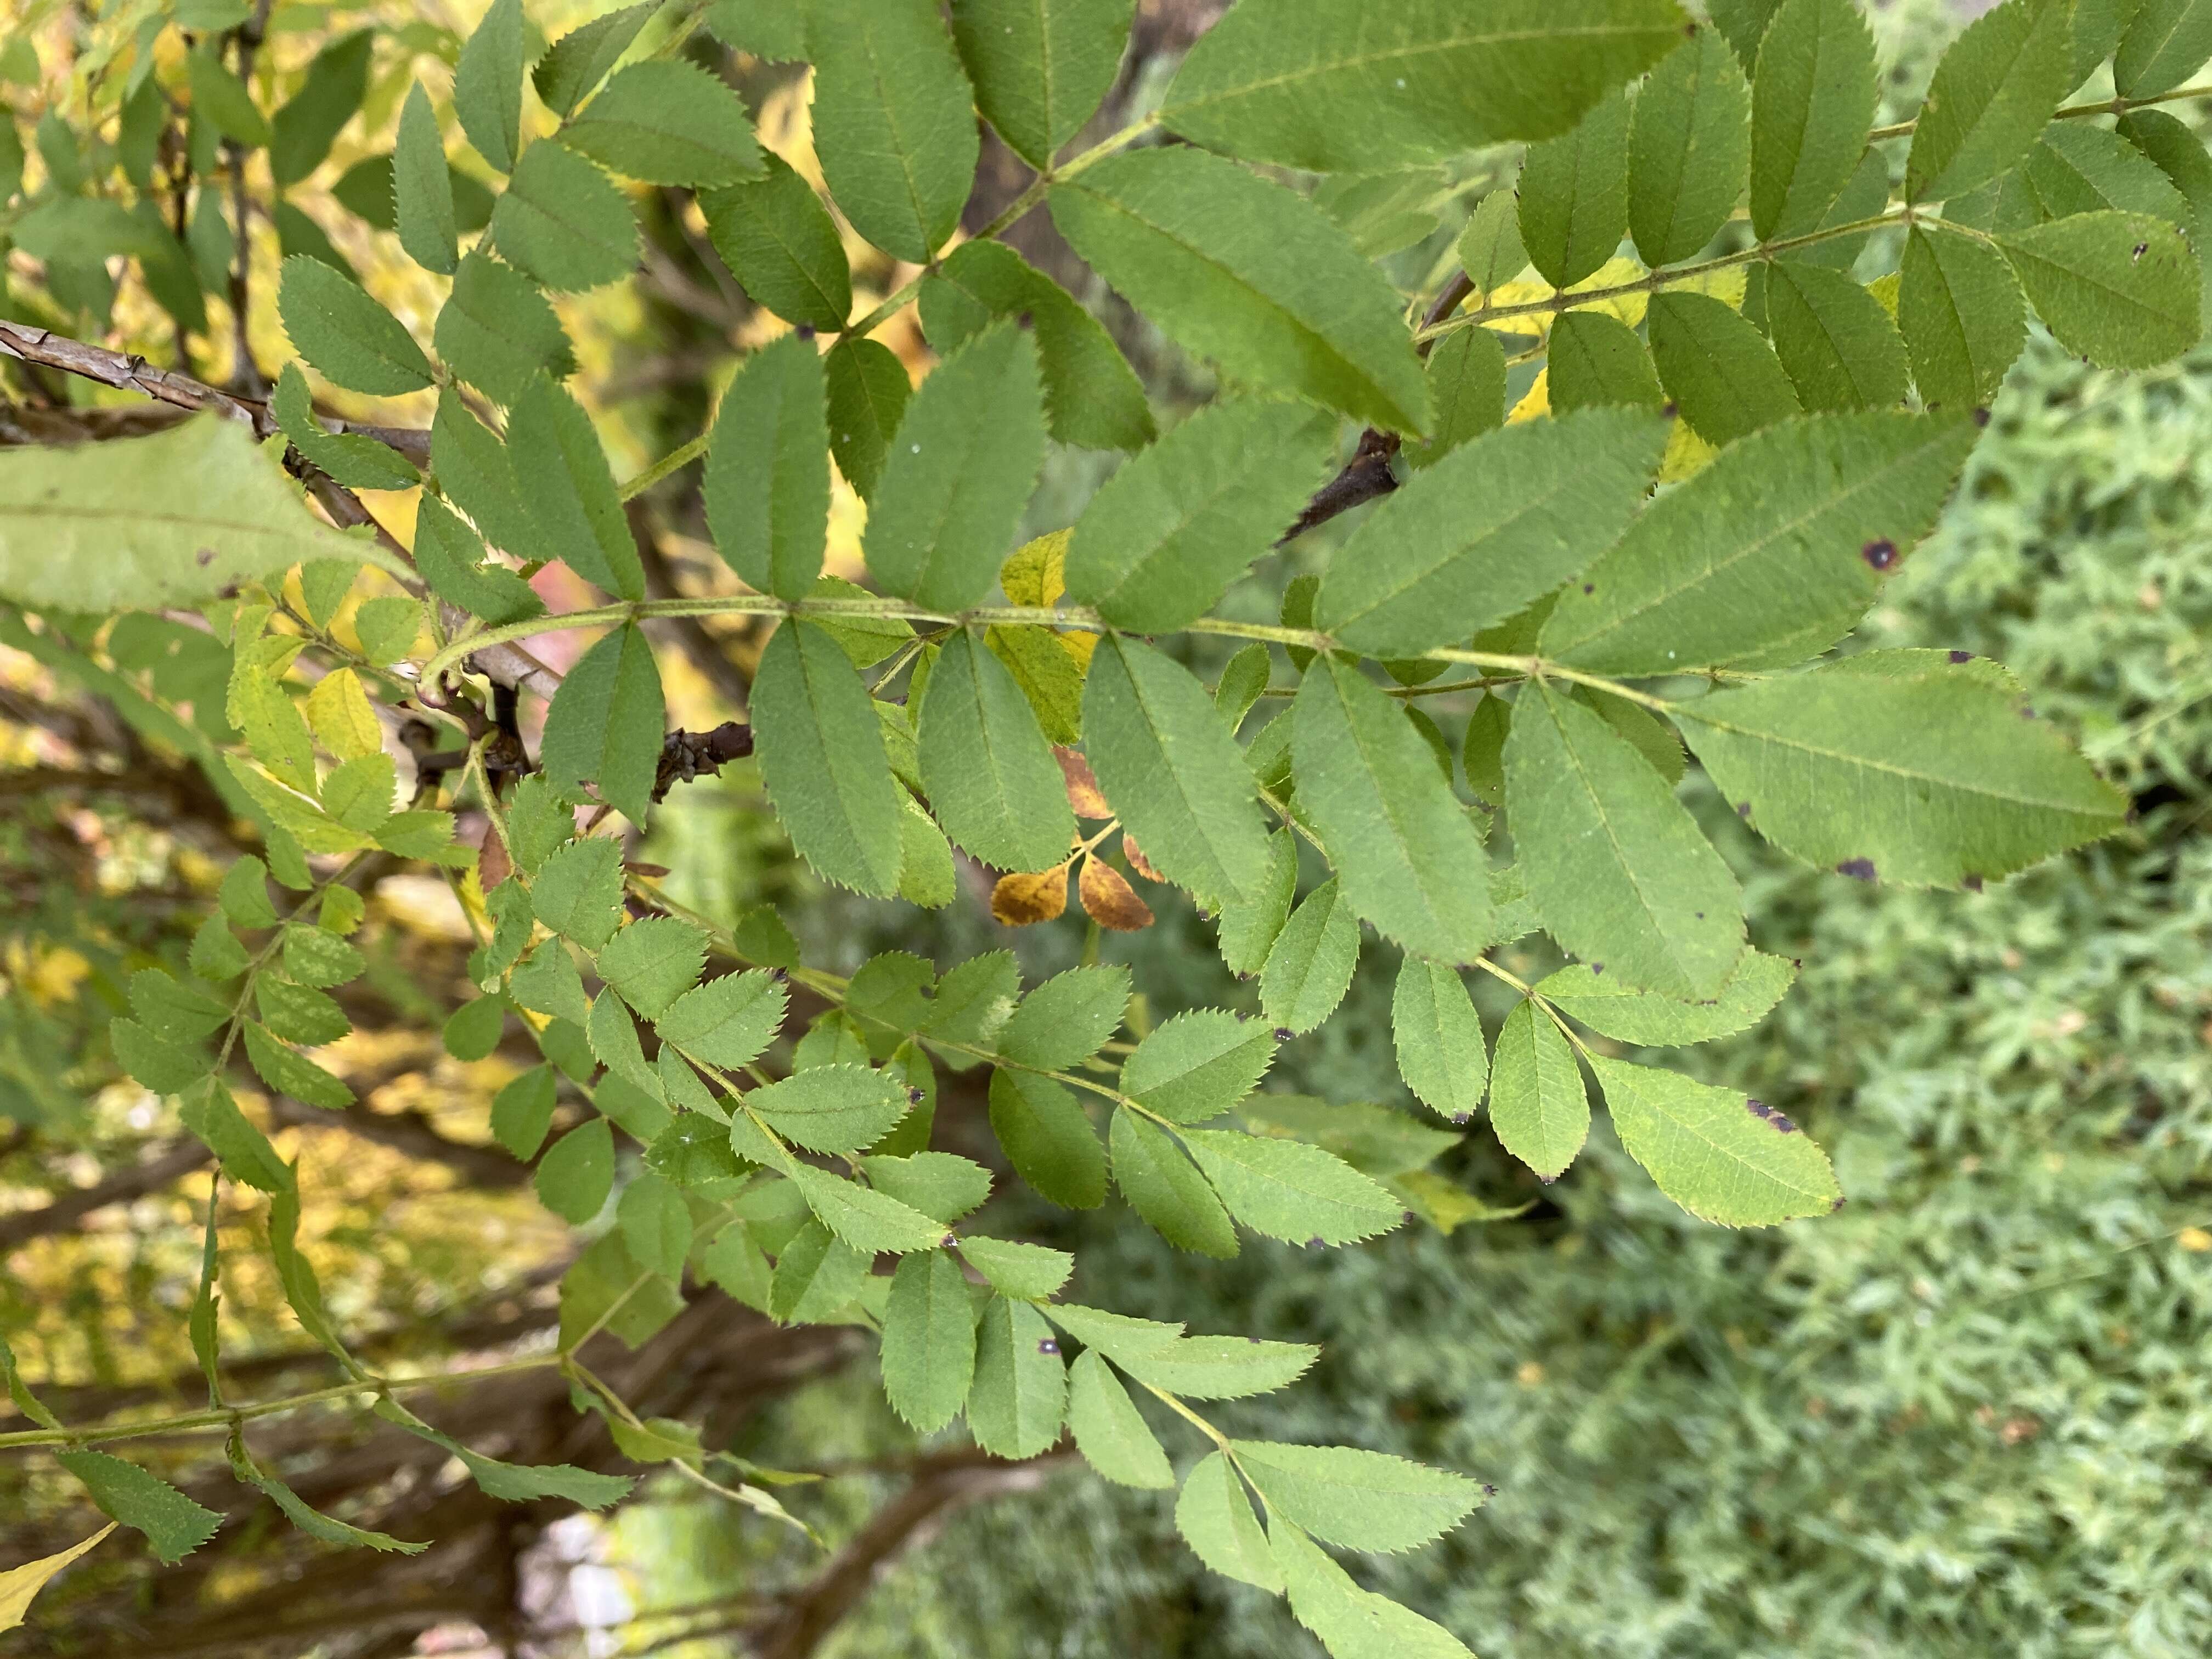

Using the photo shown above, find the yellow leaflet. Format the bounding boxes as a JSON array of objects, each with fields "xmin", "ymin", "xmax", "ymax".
[
  {"xmin": 1001, "ymin": 529, "xmax": 1071, "ymax": 608},
  {"xmin": 1669, "ymin": 265, "xmax": 1748, "ymax": 309},
  {"xmin": 2, "ymin": 1526, "xmax": 115, "ymax": 1633},
  {"xmin": 1866, "ymin": 270, "xmax": 1901, "ymax": 320},
  {"xmin": 1658, "ymin": 418, "xmax": 1718, "ymax": 485},
  {"xmin": 305, "ymin": 669, "xmax": 382, "ymax": 762},
  {"xmin": 1508, "ymin": 368, "xmax": 1550, "ymax": 424},
  {"xmin": 1487, "ymin": 257, "xmax": 1651, "ymax": 334}
]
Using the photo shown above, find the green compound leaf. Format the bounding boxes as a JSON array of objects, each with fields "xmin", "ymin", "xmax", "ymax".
[
  {"xmin": 1315, "ymin": 408, "xmax": 1666, "ymax": 658},
  {"xmin": 1182, "ymin": 1130, "xmax": 1402, "ymax": 1246},
  {"xmin": 917, "ymin": 629, "xmax": 1074, "ymax": 873},
  {"xmin": 656, "ymin": 970, "xmax": 788, "ymax": 1069},
  {"xmin": 1548, "ymin": 309, "xmax": 1668, "ymax": 414},
  {"xmin": 1403, "ymin": 325, "xmax": 1508, "ymax": 469},
  {"xmin": 1050, "ymin": 145, "xmax": 1430, "ymax": 433},
  {"xmin": 2115, "ymin": 0, "xmax": 2212, "ymax": 99},
  {"xmin": 55, "ymin": 1452, "xmax": 221, "ymax": 1566},
  {"xmin": 1646, "ymin": 289, "xmax": 1801, "ymax": 448},
  {"xmin": 991, "ymin": 1070, "xmax": 1108, "ymax": 1209},
  {"xmin": 454, "ymin": 0, "xmax": 526, "ymax": 173},
  {"xmin": 1760, "ymin": 261, "xmax": 1910, "ymax": 413},
  {"xmin": 784, "ymin": 1162, "xmax": 947, "ymax": 1253},
  {"xmin": 187, "ymin": 44, "xmax": 270, "ymax": 147},
  {"xmin": 1067, "ymin": 1349, "xmax": 1173, "ymax": 1488},
  {"xmin": 1159, "ymin": 0, "xmax": 1685, "ymax": 172},
  {"xmin": 413, "ymin": 494, "xmax": 543, "ymax": 627},
  {"xmin": 277, "ymin": 255, "xmax": 432, "ymax": 395},
  {"xmin": 957, "ymin": 1234, "xmax": 1073, "ymax": 1298},
  {"xmin": 533, "ymin": 3, "xmax": 655, "ymax": 115},
  {"xmin": 701, "ymin": 151, "xmax": 854, "ymax": 332},
  {"xmin": 1260, "ymin": 878, "xmax": 1361, "ymax": 1036},
  {"xmin": 1904, "ymin": 0, "xmax": 2072, "ymax": 205},
  {"xmin": 808, "ymin": 0, "xmax": 979, "ymax": 263},
  {"xmin": 1748, "ymin": 0, "xmax": 1878, "ymax": 240},
  {"xmin": 1540, "ymin": 411, "xmax": 1978, "ymax": 675},
  {"xmin": 1217, "ymin": 828, "xmax": 1297, "ymax": 978},
  {"xmin": 751, "ymin": 619, "xmax": 906, "ymax": 896},
  {"xmin": 1629, "ymin": 26, "xmax": 1753, "ymax": 268},
  {"xmin": 536, "ymin": 1117, "xmax": 615, "ymax": 1224},
  {"xmin": 1390, "ymin": 958, "xmax": 1488, "ymax": 1123},
  {"xmin": 864, "ymin": 323, "xmax": 1046, "ymax": 613},
  {"xmin": 1896, "ymin": 226, "xmax": 2026, "ymax": 414},
  {"xmin": 998, "ymin": 964, "xmax": 1131, "ymax": 1071},
  {"xmin": 967, "ymin": 1298, "xmax": 1068, "ymax": 1459},
  {"xmin": 881, "ymin": 1251, "xmax": 977, "ymax": 1432},
  {"xmin": 1488, "ymin": 1000, "xmax": 1589, "ymax": 1181},
  {"xmin": 823, "ymin": 336, "xmax": 913, "ymax": 501},
  {"xmin": 435, "ymin": 252, "xmax": 575, "ymax": 408},
  {"xmin": 509, "ymin": 375, "xmax": 645, "ymax": 600},
  {"xmin": 489, "ymin": 141, "xmax": 640, "ymax": 291},
  {"xmin": 1503, "ymin": 684, "xmax": 1744, "ymax": 1000},
  {"xmin": 1519, "ymin": 87, "xmax": 1631, "ymax": 290},
  {"xmin": 561, "ymin": 59, "xmax": 765, "ymax": 187},
  {"xmin": 1121, "ymin": 1010, "xmax": 1277, "ymax": 1125},
  {"xmin": 947, "ymin": 0, "xmax": 1135, "ymax": 170},
  {"xmin": 491, "ymin": 1065, "xmax": 558, "ymax": 1160},
  {"xmin": 746, "ymin": 1065, "xmax": 912, "ymax": 1156},
  {"xmin": 1673, "ymin": 656, "xmax": 2130, "ymax": 888},
  {"xmin": 1233, "ymin": 1441, "xmax": 1485, "ymax": 1554},
  {"xmin": 1176, "ymin": 1451, "xmax": 1282, "ymax": 1591},
  {"xmin": 1273, "ymin": 1522, "xmax": 1477, "ymax": 1657},
  {"xmin": 271, "ymin": 363, "xmax": 418, "ymax": 492},
  {"xmin": 529, "ymin": 837, "xmax": 624, "ymax": 951},
  {"xmin": 918, "ymin": 239, "xmax": 1154, "ymax": 453},
  {"xmin": 1291, "ymin": 659, "xmax": 1490, "ymax": 964},
  {"xmin": 1537, "ymin": 949, "xmax": 1797, "ymax": 1047},
  {"xmin": 1591, "ymin": 1052, "xmax": 1839, "ymax": 1226},
  {"xmin": 704, "ymin": 332, "xmax": 830, "ymax": 602},
  {"xmin": 1082, "ymin": 636, "xmax": 1272, "ymax": 907},
  {"xmin": 596, "ymin": 916, "xmax": 710, "ymax": 1020},
  {"xmin": 1997, "ymin": 211, "xmax": 2203, "ymax": 370},
  {"xmin": 1064, "ymin": 398, "xmax": 1337, "ymax": 634},
  {"xmin": 1114, "ymin": 1333, "xmax": 1317, "ymax": 1400},
  {"xmin": 1111, "ymin": 1107, "xmax": 1238, "ymax": 1257},
  {"xmin": 431, "ymin": 392, "xmax": 538, "ymax": 558},
  {"xmin": 539, "ymin": 624, "xmax": 664, "ymax": 825}
]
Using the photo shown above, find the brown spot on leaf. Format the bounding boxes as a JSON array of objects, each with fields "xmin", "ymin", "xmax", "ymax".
[
  {"xmin": 991, "ymin": 865, "xmax": 1070, "ymax": 927},
  {"xmin": 1746, "ymin": 1099, "xmax": 1799, "ymax": 1134},
  {"xmin": 196, "ymin": 547, "xmax": 216, "ymax": 566},
  {"xmin": 1861, "ymin": 539, "xmax": 1897, "ymax": 571},
  {"xmin": 1078, "ymin": 856, "xmax": 1154, "ymax": 932},
  {"xmin": 1054, "ymin": 747, "xmax": 1111, "ymax": 819},
  {"xmin": 1837, "ymin": 858, "xmax": 1877, "ymax": 882},
  {"xmin": 1950, "ymin": 650, "xmax": 1971, "ymax": 663},
  {"xmin": 1962, "ymin": 874, "xmax": 1984, "ymax": 893}
]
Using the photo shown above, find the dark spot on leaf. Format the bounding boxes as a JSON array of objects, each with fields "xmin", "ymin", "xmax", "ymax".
[
  {"xmin": 1590, "ymin": 963, "xmax": 1604, "ymax": 977},
  {"xmin": 1661, "ymin": 400, "xmax": 1678, "ymax": 418},
  {"xmin": 1246, "ymin": 1336, "xmax": 1262, "ymax": 1345},
  {"xmin": 795, "ymin": 324, "xmax": 816, "ymax": 341},
  {"xmin": 1582, "ymin": 583, "xmax": 1594, "ymax": 594},
  {"xmin": 1746, "ymin": 1099, "xmax": 1799, "ymax": 1134},
  {"xmin": 1737, "ymin": 801, "xmax": 1752, "ymax": 819},
  {"xmin": 196, "ymin": 547, "xmax": 216, "ymax": 566},
  {"xmin": 1306, "ymin": 1237, "xmax": 1325, "ymax": 1249},
  {"xmin": 1539, "ymin": 1175, "xmax": 1557, "ymax": 1186},
  {"xmin": 769, "ymin": 967, "xmax": 789, "ymax": 981},
  {"xmin": 1272, "ymin": 1026, "xmax": 1294, "ymax": 1042},
  {"xmin": 1861, "ymin": 539, "xmax": 1897, "ymax": 571},
  {"xmin": 941, "ymin": 1233, "xmax": 958, "ymax": 1249},
  {"xmin": 1482, "ymin": 1483, "xmax": 1499, "ymax": 1498},
  {"xmin": 1950, "ymin": 650, "xmax": 1971, "ymax": 663},
  {"xmin": 1037, "ymin": 1339, "xmax": 1059, "ymax": 1355},
  {"xmin": 1830, "ymin": 1196, "xmax": 1847, "ymax": 1214},
  {"xmin": 906, "ymin": 1086, "xmax": 924, "ymax": 1104},
  {"xmin": 1452, "ymin": 1113, "xmax": 1472, "ymax": 1126},
  {"xmin": 1974, "ymin": 407, "xmax": 1991, "ymax": 427},
  {"xmin": 2022, "ymin": 706, "xmax": 2037, "ymax": 719},
  {"xmin": 1836, "ymin": 858, "xmax": 1876, "ymax": 882},
  {"xmin": 1963, "ymin": 874, "xmax": 1984, "ymax": 893},
  {"xmin": 2133, "ymin": 242, "xmax": 2148, "ymax": 261}
]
